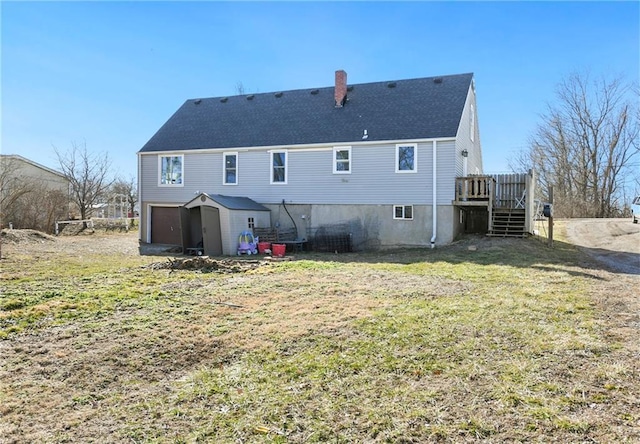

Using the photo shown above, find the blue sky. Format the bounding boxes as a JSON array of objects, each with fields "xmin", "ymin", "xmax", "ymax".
[{"xmin": 2, "ymin": 1, "xmax": 638, "ymax": 180}]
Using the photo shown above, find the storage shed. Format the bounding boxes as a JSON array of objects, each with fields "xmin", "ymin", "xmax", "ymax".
[{"xmin": 182, "ymin": 193, "xmax": 271, "ymax": 256}]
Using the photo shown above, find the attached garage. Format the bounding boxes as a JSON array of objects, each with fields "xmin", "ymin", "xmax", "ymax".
[{"xmin": 150, "ymin": 206, "xmax": 182, "ymax": 246}]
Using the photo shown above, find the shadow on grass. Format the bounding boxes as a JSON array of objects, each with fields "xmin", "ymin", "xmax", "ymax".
[
  {"xmin": 292, "ymin": 235, "xmax": 634, "ymax": 278},
  {"xmin": 138, "ymin": 235, "xmax": 638, "ymax": 277}
]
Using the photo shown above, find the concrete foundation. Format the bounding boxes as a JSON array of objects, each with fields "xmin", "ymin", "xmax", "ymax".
[{"xmin": 264, "ymin": 203, "xmax": 463, "ymax": 250}]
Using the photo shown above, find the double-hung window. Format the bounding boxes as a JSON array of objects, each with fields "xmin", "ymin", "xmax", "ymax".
[
  {"xmin": 393, "ymin": 205, "xmax": 413, "ymax": 220},
  {"xmin": 395, "ymin": 144, "xmax": 417, "ymax": 173},
  {"xmin": 333, "ymin": 146, "xmax": 351, "ymax": 174},
  {"xmin": 159, "ymin": 155, "xmax": 183, "ymax": 186},
  {"xmin": 271, "ymin": 150, "xmax": 287, "ymax": 184},
  {"xmin": 223, "ymin": 152, "xmax": 238, "ymax": 185}
]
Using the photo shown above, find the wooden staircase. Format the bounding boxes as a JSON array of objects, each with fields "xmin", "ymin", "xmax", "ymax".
[{"xmin": 489, "ymin": 209, "xmax": 526, "ymax": 238}]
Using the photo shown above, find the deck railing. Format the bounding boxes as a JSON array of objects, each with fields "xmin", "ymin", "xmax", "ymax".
[
  {"xmin": 455, "ymin": 176, "xmax": 495, "ymax": 201},
  {"xmin": 455, "ymin": 171, "xmax": 535, "ymax": 235},
  {"xmin": 493, "ymin": 173, "xmax": 528, "ymax": 209}
]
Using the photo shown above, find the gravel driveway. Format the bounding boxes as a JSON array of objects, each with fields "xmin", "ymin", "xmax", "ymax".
[{"xmin": 563, "ymin": 218, "xmax": 640, "ymax": 275}]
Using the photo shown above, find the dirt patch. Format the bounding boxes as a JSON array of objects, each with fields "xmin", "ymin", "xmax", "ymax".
[
  {"xmin": 1, "ymin": 229, "xmax": 56, "ymax": 245},
  {"xmin": 1, "ymin": 228, "xmax": 143, "ymax": 258},
  {"xmin": 2, "ymin": 230, "xmax": 640, "ymax": 442},
  {"xmin": 145, "ymin": 256, "xmax": 268, "ymax": 273}
]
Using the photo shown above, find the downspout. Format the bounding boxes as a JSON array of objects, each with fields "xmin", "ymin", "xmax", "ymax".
[
  {"xmin": 430, "ymin": 140, "xmax": 437, "ymax": 248},
  {"xmin": 137, "ymin": 152, "xmax": 144, "ymax": 242}
]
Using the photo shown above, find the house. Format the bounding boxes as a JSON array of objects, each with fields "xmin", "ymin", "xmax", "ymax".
[
  {"xmin": 138, "ymin": 70, "xmax": 489, "ymax": 254},
  {"xmin": 0, "ymin": 154, "xmax": 70, "ymax": 231},
  {"xmin": 0, "ymin": 155, "xmax": 69, "ymax": 193}
]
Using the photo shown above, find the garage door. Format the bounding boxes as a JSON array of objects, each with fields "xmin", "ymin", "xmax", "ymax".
[{"xmin": 151, "ymin": 206, "xmax": 182, "ymax": 245}]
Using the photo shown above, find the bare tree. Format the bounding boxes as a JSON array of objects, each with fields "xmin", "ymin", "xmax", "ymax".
[
  {"xmin": 0, "ymin": 157, "xmax": 35, "ymax": 227},
  {"xmin": 1, "ymin": 157, "xmax": 35, "ymax": 257},
  {"xmin": 55, "ymin": 141, "xmax": 113, "ymax": 227},
  {"xmin": 520, "ymin": 73, "xmax": 639, "ymax": 217},
  {"xmin": 13, "ymin": 185, "xmax": 67, "ymax": 233},
  {"xmin": 110, "ymin": 176, "xmax": 138, "ymax": 226}
]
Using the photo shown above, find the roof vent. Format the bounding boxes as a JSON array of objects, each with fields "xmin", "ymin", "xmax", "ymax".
[
  {"xmin": 310, "ymin": 89, "xmax": 319, "ymax": 95},
  {"xmin": 347, "ymin": 85, "xmax": 354, "ymax": 92},
  {"xmin": 275, "ymin": 92, "xmax": 283, "ymax": 98},
  {"xmin": 434, "ymin": 78, "xmax": 443, "ymax": 84},
  {"xmin": 194, "ymin": 99, "xmax": 202, "ymax": 104},
  {"xmin": 387, "ymin": 82, "xmax": 396, "ymax": 88},
  {"xmin": 220, "ymin": 97, "xmax": 228, "ymax": 103},
  {"xmin": 246, "ymin": 94, "xmax": 255, "ymax": 100}
]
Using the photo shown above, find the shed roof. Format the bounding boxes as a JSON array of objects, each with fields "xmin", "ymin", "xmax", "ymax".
[
  {"xmin": 185, "ymin": 193, "xmax": 270, "ymax": 211},
  {"xmin": 139, "ymin": 72, "xmax": 473, "ymax": 153}
]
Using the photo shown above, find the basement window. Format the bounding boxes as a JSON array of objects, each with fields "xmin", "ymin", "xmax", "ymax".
[
  {"xmin": 223, "ymin": 152, "xmax": 238, "ymax": 185},
  {"xmin": 159, "ymin": 155, "xmax": 183, "ymax": 186},
  {"xmin": 270, "ymin": 150, "xmax": 287, "ymax": 184},
  {"xmin": 393, "ymin": 205, "xmax": 413, "ymax": 220},
  {"xmin": 395, "ymin": 144, "xmax": 417, "ymax": 173},
  {"xmin": 333, "ymin": 146, "xmax": 351, "ymax": 174}
]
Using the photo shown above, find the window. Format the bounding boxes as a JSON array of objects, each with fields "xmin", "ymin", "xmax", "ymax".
[
  {"xmin": 271, "ymin": 150, "xmax": 287, "ymax": 184},
  {"xmin": 333, "ymin": 146, "xmax": 351, "ymax": 174},
  {"xmin": 395, "ymin": 144, "xmax": 417, "ymax": 173},
  {"xmin": 248, "ymin": 217, "xmax": 255, "ymax": 229},
  {"xmin": 159, "ymin": 155, "xmax": 183, "ymax": 185},
  {"xmin": 393, "ymin": 205, "xmax": 413, "ymax": 220},
  {"xmin": 223, "ymin": 152, "xmax": 238, "ymax": 185},
  {"xmin": 470, "ymin": 104, "xmax": 475, "ymax": 142}
]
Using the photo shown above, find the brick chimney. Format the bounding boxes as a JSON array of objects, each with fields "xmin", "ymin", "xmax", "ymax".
[{"xmin": 334, "ymin": 70, "xmax": 347, "ymax": 107}]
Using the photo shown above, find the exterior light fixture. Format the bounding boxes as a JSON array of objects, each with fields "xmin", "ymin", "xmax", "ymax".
[{"xmin": 461, "ymin": 149, "xmax": 469, "ymax": 157}]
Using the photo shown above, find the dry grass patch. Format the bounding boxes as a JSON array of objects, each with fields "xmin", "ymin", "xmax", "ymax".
[{"xmin": 1, "ymin": 230, "xmax": 639, "ymax": 442}]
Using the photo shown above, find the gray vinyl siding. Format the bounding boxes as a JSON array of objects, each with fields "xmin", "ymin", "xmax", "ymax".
[
  {"xmin": 434, "ymin": 140, "xmax": 457, "ymax": 205},
  {"xmin": 454, "ymin": 85, "xmax": 483, "ymax": 176},
  {"xmin": 140, "ymin": 139, "xmax": 458, "ymax": 207}
]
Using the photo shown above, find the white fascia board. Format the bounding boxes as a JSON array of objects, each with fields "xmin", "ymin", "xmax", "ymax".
[{"xmin": 137, "ymin": 137, "xmax": 457, "ymax": 157}]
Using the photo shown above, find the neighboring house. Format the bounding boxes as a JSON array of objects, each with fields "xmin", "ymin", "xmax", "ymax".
[
  {"xmin": 138, "ymin": 70, "xmax": 488, "ymax": 254},
  {"xmin": 0, "ymin": 154, "xmax": 70, "ymax": 231},
  {"xmin": 1, "ymin": 154, "xmax": 68, "ymax": 193}
]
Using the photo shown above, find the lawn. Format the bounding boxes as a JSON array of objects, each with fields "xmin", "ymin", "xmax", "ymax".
[{"xmin": 0, "ymin": 230, "xmax": 638, "ymax": 443}]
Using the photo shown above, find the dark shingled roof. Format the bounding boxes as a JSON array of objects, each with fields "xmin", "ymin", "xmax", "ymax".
[
  {"xmin": 204, "ymin": 194, "xmax": 269, "ymax": 211},
  {"xmin": 139, "ymin": 72, "xmax": 473, "ymax": 153}
]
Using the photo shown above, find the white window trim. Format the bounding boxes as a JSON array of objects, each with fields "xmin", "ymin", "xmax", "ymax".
[
  {"xmin": 158, "ymin": 154, "xmax": 184, "ymax": 187},
  {"xmin": 393, "ymin": 205, "xmax": 414, "ymax": 220},
  {"xmin": 270, "ymin": 150, "xmax": 288, "ymax": 185},
  {"xmin": 332, "ymin": 146, "xmax": 352, "ymax": 174},
  {"xmin": 395, "ymin": 143, "xmax": 417, "ymax": 173},
  {"xmin": 223, "ymin": 152, "xmax": 238, "ymax": 185}
]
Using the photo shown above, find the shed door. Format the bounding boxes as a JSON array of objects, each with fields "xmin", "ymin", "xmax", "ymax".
[
  {"xmin": 151, "ymin": 206, "xmax": 182, "ymax": 245},
  {"xmin": 201, "ymin": 206, "xmax": 222, "ymax": 256}
]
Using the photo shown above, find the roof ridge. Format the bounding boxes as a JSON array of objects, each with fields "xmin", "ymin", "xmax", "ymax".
[{"xmin": 189, "ymin": 72, "xmax": 474, "ymax": 102}]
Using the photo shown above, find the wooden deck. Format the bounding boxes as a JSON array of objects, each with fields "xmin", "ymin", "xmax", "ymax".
[
  {"xmin": 453, "ymin": 173, "xmax": 535, "ymax": 236},
  {"xmin": 452, "ymin": 175, "xmax": 494, "ymax": 207}
]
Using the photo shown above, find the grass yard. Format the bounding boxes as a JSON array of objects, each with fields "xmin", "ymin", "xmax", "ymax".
[{"xmin": 0, "ymin": 228, "xmax": 638, "ymax": 443}]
